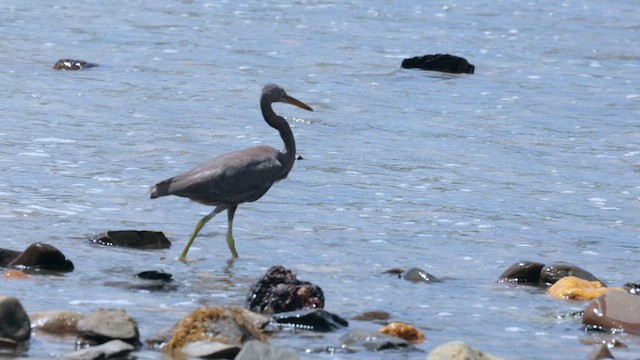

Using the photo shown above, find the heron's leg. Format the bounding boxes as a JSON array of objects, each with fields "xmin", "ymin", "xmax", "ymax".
[
  {"xmin": 179, "ymin": 205, "xmax": 225, "ymax": 263},
  {"xmin": 226, "ymin": 204, "xmax": 239, "ymax": 259}
]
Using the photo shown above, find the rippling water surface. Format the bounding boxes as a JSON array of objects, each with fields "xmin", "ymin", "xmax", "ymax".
[{"xmin": 1, "ymin": 0, "xmax": 639, "ymax": 359}]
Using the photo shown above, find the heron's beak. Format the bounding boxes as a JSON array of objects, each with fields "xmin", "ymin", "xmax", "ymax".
[{"xmin": 284, "ymin": 95, "xmax": 314, "ymax": 112}]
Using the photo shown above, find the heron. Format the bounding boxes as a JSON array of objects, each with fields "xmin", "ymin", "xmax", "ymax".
[{"xmin": 150, "ymin": 84, "xmax": 313, "ymax": 263}]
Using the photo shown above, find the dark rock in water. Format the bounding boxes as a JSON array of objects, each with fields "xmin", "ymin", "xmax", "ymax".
[
  {"xmin": 351, "ymin": 310, "xmax": 390, "ymax": 322},
  {"xmin": 136, "ymin": 270, "xmax": 173, "ymax": 281},
  {"xmin": 540, "ymin": 262, "xmax": 603, "ymax": 286},
  {"xmin": 30, "ymin": 310, "xmax": 84, "ymax": 336},
  {"xmin": 270, "ymin": 309, "xmax": 348, "ymax": 332},
  {"xmin": 497, "ymin": 261, "xmax": 545, "ymax": 285},
  {"xmin": 587, "ymin": 343, "xmax": 614, "ymax": 360},
  {"xmin": 8, "ymin": 243, "xmax": 74, "ymax": 273},
  {"xmin": 235, "ymin": 340, "xmax": 299, "ymax": 360},
  {"xmin": 0, "ymin": 248, "xmax": 21, "ymax": 267},
  {"xmin": 623, "ymin": 282, "xmax": 640, "ymax": 295},
  {"xmin": 403, "ymin": 268, "xmax": 441, "ymax": 283},
  {"xmin": 246, "ymin": 265, "xmax": 324, "ymax": 314},
  {"xmin": 401, "ymin": 54, "xmax": 475, "ymax": 74},
  {"xmin": 62, "ymin": 339, "xmax": 134, "ymax": 360},
  {"xmin": 52, "ymin": 59, "xmax": 98, "ymax": 70},
  {"xmin": 180, "ymin": 340, "xmax": 241, "ymax": 359},
  {"xmin": 89, "ymin": 230, "xmax": 171, "ymax": 249},
  {"xmin": 0, "ymin": 296, "xmax": 31, "ymax": 342},
  {"xmin": 583, "ymin": 291, "xmax": 640, "ymax": 335},
  {"xmin": 165, "ymin": 306, "xmax": 269, "ymax": 353},
  {"xmin": 76, "ymin": 309, "xmax": 140, "ymax": 346},
  {"xmin": 340, "ymin": 329, "xmax": 409, "ymax": 351}
]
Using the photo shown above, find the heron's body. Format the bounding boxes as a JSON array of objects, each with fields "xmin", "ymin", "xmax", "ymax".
[{"xmin": 150, "ymin": 84, "xmax": 313, "ymax": 263}]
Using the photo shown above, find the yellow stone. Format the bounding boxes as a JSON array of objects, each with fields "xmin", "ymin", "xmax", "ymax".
[
  {"xmin": 379, "ymin": 321, "xmax": 425, "ymax": 343},
  {"xmin": 548, "ymin": 276, "xmax": 623, "ymax": 300}
]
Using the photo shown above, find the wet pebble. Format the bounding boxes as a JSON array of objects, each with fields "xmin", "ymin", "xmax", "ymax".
[
  {"xmin": 62, "ymin": 339, "xmax": 133, "ymax": 360},
  {"xmin": 403, "ymin": 267, "xmax": 441, "ymax": 283},
  {"xmin": 76, "ymin": 309, "xmax": 140, "ymax": 346},
  {"xmin": 246, "ymin": 265, "xmax": 324, "ymax": 314},
  {"xmin": 540, "ymin": 262, "xmax": 604, "ymax": 286},
  {"xmin": 351, "ymin": 310, "xmax": 390, "ymax": 322},
  {"xmin": 548, "ymin": 276, "xmax": 621, "ymax": 301},
  {"xmin": 235, "ymin": 340, "xmax": 299, "ymax": 360},
  {"xmin": 583, "ymin": 291, "xmax": 640, "ymax": 335},
  {"xmin": 270, "ymin": 309, "xmax": 348, "ymax": 332},
  {"xmin": 52, "ymin": 59, "xmax": 98, "ymax": 70},
  {"xmin": 89, "ymin": 230, "xmax": 171, "ymax": 249},
  {"xmin": 497, "ymin": 261, "xmax": 545, "ymax": 284},
  {"xmin": 0, "ymin": 296, "xmax": 30, "ymax": 343},
  {"xmin": 378, "ymin": 322, "xmax": 425, "ymax": 343},
  {"xmin": 425, "ymin": 340, "xmax": 505, "ymax": 360},
  {"xmin": 7, "ymin": 243, "xmax": 74, "ymax": 273},
  {"xmin": 340, "ymin": 329, "xmax": 410, "ymax": 351}
]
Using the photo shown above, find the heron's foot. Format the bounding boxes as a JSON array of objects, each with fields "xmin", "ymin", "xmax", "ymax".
[
  {"xmin": 178, "ymin": 255, "xmax": 189, "ymax": 264},
  {"xmin": 226, "ymin": 233, "xmax": 239, "ymax": 259}
]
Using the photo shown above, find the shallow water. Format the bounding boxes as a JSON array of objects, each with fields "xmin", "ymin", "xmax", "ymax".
[{"xmin": 1, "ymin": 0, "xmax": 639, "ymax": 359}]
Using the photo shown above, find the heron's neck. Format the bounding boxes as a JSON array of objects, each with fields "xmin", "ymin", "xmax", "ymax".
[{"xmin": 261, "ymin": 100, "xmax": 297, "ymax": 172}]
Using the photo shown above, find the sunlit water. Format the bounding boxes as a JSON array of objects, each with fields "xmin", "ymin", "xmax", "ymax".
[{"xmin": 1, "ymin": 0, "xmax": 639, "ymax": 359}]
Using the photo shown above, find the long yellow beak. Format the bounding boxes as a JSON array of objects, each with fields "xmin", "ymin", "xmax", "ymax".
[{"xmin": 285, "ymin": 95, "xmax": 314, "ymax": 112}]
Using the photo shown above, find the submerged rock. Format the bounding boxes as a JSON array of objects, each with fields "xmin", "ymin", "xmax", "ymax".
[
  {"xmin": 180, "ymin": 340, "xmax": 241, "ymax": 359},
  {"xmin": 340, "ymin": 329, "xmax": 409, "ymax": 351},
  {"xmin": 378, "ymin": 322, "xmax": 425, "ymax": 343},
  {"xmin": 30, "ymin": 310, "xmax": 84, "ymax": 336},
  {"xmin": 587, "ymin": 343, "xmax": 614, "ymax": 360},
  {"xmin": 246, "ymin": 265, "xmax": 324, "ymax": 314},
  {"xmin": 270, "ymin": 309, "xmax": 348, "ymax": 332},
  {"xmin": 89, "ymin": 230, "xmax": 171, "ymax": 249},
  {"xmin": 76, "ymin": 309, "xmax": 140, "ymax": 346},
  {"xmin": 548, "ymin": 276, "xmax": 622, "ymax": 300},
  {"xmin": 426, "ymin": 340, "xmax": 505, "ymax": 360},
  {"xmin": 401, "ymin": 54, "xmax": 475, "ymax": 74},
  {"xmin": 235, "ymin": 340, "xmax": 299, "ymax": 360},
  {"xmin": 7, "ymin": 243, "xmax": 74, "ymax": 273},
  {"xmin": 540, "ymin": 262, "xmax": 603, "ymax": 286},
  {"xmin": 165, "ymin": 306, "xmax": 268, "ymax": 354},
  {"xmin": 497, "ymin": 261, "xmax": 545, "ymax": 285},
  {"xmin": 351, "ymin": 310, "xmax": 390, "ymax": 322},
  {"xmin": 62, "ymin": 339, "xmax": 133, "ymax": 360},
  {"xmin": 0, "ymin": 296, "xmax": 31, "ymax": 343},
  {"xmin": 53, "ymin": 59, "xmax": 98, "ymax": 70},
  {"xmin": 403, "ymin": 268, "xmax": 441, "ymax": 283},
  {"xmin": 0, "ymin": 248, "xmax": 22, "ymax": 267},
  {"xmin": 583, "ymin": 291, "xmax": 640, "ymax": 335}
]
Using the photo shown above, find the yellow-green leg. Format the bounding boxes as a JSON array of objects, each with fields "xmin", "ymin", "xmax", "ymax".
[
  {"xmin": 226, "ymin": 204, "xmax": 239, "ymax": 259},
  {"xmin": 179, "ymin": 205, "xmax": 225, "ymax": 263}
]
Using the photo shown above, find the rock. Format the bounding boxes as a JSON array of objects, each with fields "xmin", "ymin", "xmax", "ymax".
[
  {"xmin": 235, "ymin": 340, "xmax": 299, "ymax": 360},
  {"xmin": 340, "ymin": 329, "xmax": 409, "ymax": 351},
  {"xmin": 383, "ymin": 268, "xmax": 405, "ymax": 276},
  {"xmin": 0, "ymin": 248, "xmax": 22, "ymax": 267},
  {"xmin": 497, "ymin": 261, "xmax": 545, "ymax": 284},
  {"xmin": 583, "ymin": 291, "xmax": 640, "ymax": 335},
  {"xmin": 63, "ymin": 339, "xmax": 134, "ymax": 360},
  {"xmin": 378, "ymin": 322, "xmax": 425, "ymax": 343},
  {"xmin": 623, "ymin": 282, "xmax": 640, "ymax": 295},
  {"xmin": 145, "ymin": 325, "xmax": 175, "ymax": 350},
  {"xmin": 89, "ymin": 230, "xmax": 171, "ymax": 249},
  {"xmin": 401, "ymin": 54, "xmax": 475, "ymax": 74},
  {"xmin": 351, "ymin": 310, "xmax": 390, "ymax": 322},
  {"xmin": 548, "ymin": 276, "xmax": 622, "ymax": 301},
  {"xmin": 0, "ymin": 296, "xmax": 30, "ymax": 342},
  {"xmin": 587, "ymin": 343, "xmax": 614, "ymax": 360},
  {"xmin": 0, "ymin": 337, "xmax": 19, "ymax": 348},
  {"xmin": 246, "ymin": 265, "xmax": 324, "ymax": 314},
  {"xmin": 30, "ymin": 310, "xmax": 84, "ymax": 336},
  {"xmin": 403, "ymin": 268, "xmax": 441, "ymax": 283},
  {"xmin": 165, "ymin": 306, "xmax": 268, "ymax": 354},
  {"xmin": 540, "ymin": 262, "xmax": 603, "ymax": 286},
  {"xmin": 3, "ymin": 270, "xmax": 29, "ymax": 279},
  {"xmin": 76, "ymin": 309, "xmax": 140, "ymax": 346},
  {"xmin": 8, "ymin": 243, "xmax": 74, "ymax": 273},
  {"xmin": 270, "ymin": 309, "xmax": 348, "ymax": 332},
  {"xmin": 53, "ymin": 59, "xmax": 98, "ymax": 70},
  {"xmin": 426, "ymin": 340, "xmax": 505, "ymax": 360},
  {"xmin": 180, "ymin": 340, "xmax": 241, "ymax": 359}
]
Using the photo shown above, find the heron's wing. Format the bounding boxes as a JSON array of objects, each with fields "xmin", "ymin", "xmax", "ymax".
[{"xmin": 152, "ymin": 146, "xmax": 287, "ymax": 205}]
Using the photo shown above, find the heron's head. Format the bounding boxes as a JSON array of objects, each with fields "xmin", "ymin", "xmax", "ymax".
[{"xmin": 262, "ymin": 84, "xmax": 313, "ymax": 111}]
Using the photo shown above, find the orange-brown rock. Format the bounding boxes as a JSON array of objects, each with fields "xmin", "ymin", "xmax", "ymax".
[
  {"xmin": 378, "ymin": 322, "xmax": 425, "ymax": 343},
  {"xmin": 3, "ymin": 270, "xmax": 29, "ymax": 280},
  {"xmin": 548, "ymin": 276, "xmax": 623, "ymax": 300}
]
